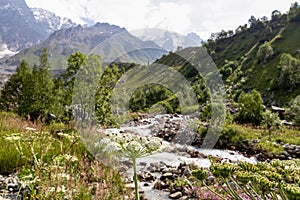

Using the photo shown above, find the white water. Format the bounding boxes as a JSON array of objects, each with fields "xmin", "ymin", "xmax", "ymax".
[{"xmin": 104, "ymin": 114, "xmax": 256, "ymax": 199}]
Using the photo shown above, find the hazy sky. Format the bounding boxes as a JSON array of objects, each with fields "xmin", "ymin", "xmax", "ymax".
[{"xmin": 26, "ymin": 0, "xmax": 296, "ymax": 39}]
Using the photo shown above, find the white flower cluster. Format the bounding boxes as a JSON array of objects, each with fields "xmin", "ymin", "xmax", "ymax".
[
  {"xmin": 5, "ymin": 133, "xmax": 22, "ymax": 142},
  {"xmin": 53, "ymin": 154, "xmax": 79, "ymax": 164},
  {"xmin": 95, "ymin": 133, "xmax": 162, "ymax": 159}
]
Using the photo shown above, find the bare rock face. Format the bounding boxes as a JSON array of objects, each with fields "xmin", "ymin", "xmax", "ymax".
[{"xmin": 0, "ymin": 0, "xmax": 75, "ymax": 53}]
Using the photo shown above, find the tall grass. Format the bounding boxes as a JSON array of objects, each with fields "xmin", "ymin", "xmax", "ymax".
[{"xmin": 0, "ymin": 112, "xmax": 131, "ymax": 199}]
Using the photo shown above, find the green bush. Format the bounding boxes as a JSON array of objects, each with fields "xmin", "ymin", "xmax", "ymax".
[
  {"xmin": 236, "ymin": 89, "xmax": 264, "ymax": 125},
  {"xmin": 291, "ymin": 95, "xmax": 300, "ymax": 126},
  {"xmin": 256, "ymin": 41, "xmax": 274, "ymax": 63},
  {"xmin": 277, "ymin": 53, "xmax": 300, "ymax": 89},
  {"xmin": 262, "ymin": 109, "xmax": 283, "ymax": 135}
]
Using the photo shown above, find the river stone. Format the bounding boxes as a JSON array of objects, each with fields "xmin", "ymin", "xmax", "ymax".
[
  {"xmin": 206, "ymin": 175, "xmax": 215, "ymax": 185},
  {"xmin": 178, "ymin": 196, "xmax": 189, "ymax": 200},
  {"xmin": 125, "ymin": 183, "xmax": 134, "ymax": 189},
  {"xmin": 169, "ymin": 191, "xmax": 182, "ymax": 199},
  {"xmin": 153, "ymin": 180, "xmax": 168, "ymax": 190},
  {"xmin": 122, "ymin": 160, "xmax": 133, "ymax": 167},
  {"xmin": 160, "ymin": 172, "xmax": 173, "ymax": 181},
  {"xmin": 143, "ymin": 182, "xmax": 150, "ymax": 186},
  {"xmin": 139, "ymin": 162, "xmax": 147, "ymax": 166},
  {"xmin": 283, "ymin": 151, "xmax": 291, "ymax": 158},
  {"xmin": 183, "ymin": 168, "xmax": 191, "ymax": 176},
  {"xmin": 138, "ymin": 172, "xmax": 156, "ymax": 182}
]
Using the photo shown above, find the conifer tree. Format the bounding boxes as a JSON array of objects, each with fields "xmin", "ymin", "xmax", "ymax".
[{"xmin": 0, "ymin": 60, "xmax": 32, "ymax": 114}]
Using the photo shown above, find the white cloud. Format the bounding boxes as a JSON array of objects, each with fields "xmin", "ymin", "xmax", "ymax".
[
  {"xmin": 26, "ymin": 0, "xmax": 297, "ymax": 39},
  {"xmin": 145, "ymin": 2, "xmax": 192, "ymax": 32}
]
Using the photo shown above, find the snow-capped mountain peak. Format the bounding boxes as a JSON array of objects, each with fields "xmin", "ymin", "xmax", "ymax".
[{"xmin": 31, "ymin": 8, "xmax": 76, "ymax": 34}]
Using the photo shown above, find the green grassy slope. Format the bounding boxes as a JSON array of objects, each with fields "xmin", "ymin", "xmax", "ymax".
[{"xmin": 156, "ymin": 8, "xmax": 300, "ymax": 106}]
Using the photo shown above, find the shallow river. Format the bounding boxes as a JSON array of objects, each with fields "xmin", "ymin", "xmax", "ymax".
[{"xmin": 103, "ymin": 114, "xmax": 256, "ymax": 199}]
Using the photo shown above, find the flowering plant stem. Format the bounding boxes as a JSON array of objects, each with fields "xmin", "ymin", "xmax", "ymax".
[
  {"xmin": 202, "ymin": 181, "xmax": 226, "ymax": 200},
  {"xmin": 229, "ymin": 178, "xmax": 257, "ymax": 200},
  {"xmin": 132, "ymin": 157, "xmax": 140, "ymax": 200}
]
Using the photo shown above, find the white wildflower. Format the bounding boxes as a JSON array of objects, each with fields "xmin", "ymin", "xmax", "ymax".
[
  {"xmin": 49, "ymin": 187, "xmax": 55, "ymax": 193},
  {"xmin": 64, "ymin": 154, "xmax": 78, "ymax": 162},
  {"xmin": 124, "ymin": 140, "xmax": 143, "ymax": 154},
  {"xmin": 145, "ymin": 137, "xmax": 162, "ymax": 151},
  {"xmin": 5, "ymin": 134, "xmax": 21, "ymax": 142},
  {"xmin": 57, "ymin": 185, "xmax": 66, "ymax": 193},
  {"xmin": 25, "ymin": 127, "xmax": 36, "ymax": 131}
]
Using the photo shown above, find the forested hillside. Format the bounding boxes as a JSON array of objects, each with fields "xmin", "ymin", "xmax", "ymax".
[{"xmin": 203, "ymin": 3, "xmax": 300, "ymax": 105}]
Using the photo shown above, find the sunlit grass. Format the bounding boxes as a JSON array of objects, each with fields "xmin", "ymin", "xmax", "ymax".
[{"xmin": 0, "ymin": 112, "xmax": 131, "ymax": 199}]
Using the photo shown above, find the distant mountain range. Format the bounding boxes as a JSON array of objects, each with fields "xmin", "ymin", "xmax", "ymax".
[
  {"xmin": 1, "ymin": 22, "xmax": 167, "ymax": 70},
  {"xmin": 0, "ymin": 0, "xmax": 203, "ymax": 88},
  {"xmin": 31, "ymin": 8, "xmax": 75, "ymax": 35},
  {"xmin": 0, "ymin": 0, "xmax": 75, "ymax": 56},
  {"xmin": 132, "ymin": 29, "xmax": 203, "ymax": 52}
]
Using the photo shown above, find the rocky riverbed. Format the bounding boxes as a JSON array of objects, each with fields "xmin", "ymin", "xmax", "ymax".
[
  {"xmin": 103, "ymin": 113, "xmax": 255, "ymax": 199},
  {"xmin": 105, "ymin": 113, "xmax": 300, "ymax": 199},
  {"xmin": 0, "ymin": 174, "xmax": 23, "ymax": 200}
]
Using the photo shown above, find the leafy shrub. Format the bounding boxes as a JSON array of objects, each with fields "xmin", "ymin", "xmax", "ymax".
[
  {"xmin": 236, "ymin": 89, "xmax": 264, "ymax": 125},
  {"xmin": 262, "ymin": 109, "xmax": 283, "ymax": 135},
  {"xmin": 291, "ymin": 95, "xmax": 300, "ymax": 126},
  {"xmin": 256, "ymin": 41, "xmax": 274, "ymax": 63},
  {"xmin": 277, "ymin": 53, "xmax": 300, "ymax": 89}
]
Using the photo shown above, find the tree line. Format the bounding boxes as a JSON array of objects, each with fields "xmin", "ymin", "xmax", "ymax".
[{"xmin": 0, "ymin": 49, "xmax": 123, "ymax": 126}]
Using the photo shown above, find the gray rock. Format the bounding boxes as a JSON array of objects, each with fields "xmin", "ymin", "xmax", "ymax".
[
  {"xmin": 153, "ymin": 180, "xmax": 168, "ymax": 190},
  {"xmin": 169, "ymin": 191, "xmax": 182, "ymax": 199},
  {"xmin": 139, "ymin": 162, "xmax": 147, "ymax": 166},
  {"xmin": 206, "ymin": 175, "xmax": 215, "ymax": 185},
  {"xmin": 183, "ymin": 168, "xmax": 191, "ymax": 176},
  {"xmin": 178, "ymin": 196, "xmax": 189, "ymax": 200},
  {"xmin": 160, "ymin": 172, "xmax": 173, "ymax": 181}
]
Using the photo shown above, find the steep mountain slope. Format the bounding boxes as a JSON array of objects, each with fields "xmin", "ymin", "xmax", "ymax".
[
  {"xmin": 31, "ymin": 8, "xmax": 75, "ymax": 35},
  {"xmin": 0, "ymin": 0, "xmax": 45, "ymax": 51},
  {"xmin": 155, "ymin": 5, "xmax": 300, "ymax": 106},
  {"xmin": 207, "ymin": 11, "xmax": 300, "ymax": 105},
  {"xmin": 0, "ymin": 0, "xmax": 75, "ymax": 56},
  {"xmin": 0, "ymin": 22, "xmax": 167, "ymax": 71}
]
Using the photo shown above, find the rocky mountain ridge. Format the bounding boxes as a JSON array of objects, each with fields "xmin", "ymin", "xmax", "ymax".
[{"xmin": 0, "ymin": 0, "xmax": 75, "ymax": 57}]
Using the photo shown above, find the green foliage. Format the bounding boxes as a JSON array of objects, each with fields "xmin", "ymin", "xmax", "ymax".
[
  {"xmin": 3, "ymin": 129, "xmax": 126, "ymax": 199},
  {"xmin": 277, "ymin": 53, "xmax": 300, "ymax": 89},
  {"xmin": 256, "ymin": 41, "xmax": 274, "ymax": 63},
  {"xmin": 236, "ymin": 90, "xmax": 264, "ymax": 125},
  {"xmin": 0, "ymin": 112, "xmax": 129, "ymax": 199},
  {"xmin": 291, "ymin": 95, "xmax": 300, "ymax": 126},
  {"xmin": 216, "ymin": 123, "xmax": 298, "ymax": 155},
  {"xmin": 199, "ymin": 7, "xmax": 300, "ymax": 105},
  {"xmin": 257, "ymin": 140, "xmax": 285, "ymax": 155},
  {"xmin": 262, "ymin": 110, "xmax": 283, "ymax": 135},
  {"xmin": 0, "ymin": 49, "xmax": 64, "ymax": 120},
  {"xmin": 129, "ymin": 84, "xmax": 180, "ymax": 114},
  {"xmin": 95, "ymin": 64, "xmax": 121, "ymax": 126},
  {"xmin": 0, "ymin": 50, "xmax": 129, "ymax": 126},
  {"xmin": 60, "ymin": 52, "xmax": 87, "ymax": 107},
  {"xmin": 0, "ymin": 60, "xmax": 32, "ymax": 113},
  {"xmin": 192, "ymin": 159, "xmax": 300, "ymax": 200},
  {"xmin": 220, "ymin": 60, "xmax": 239, "ymax": 80},
  {"xmin": 289, "ymin": 2, "xmax": 300, "ymax": 22}
]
